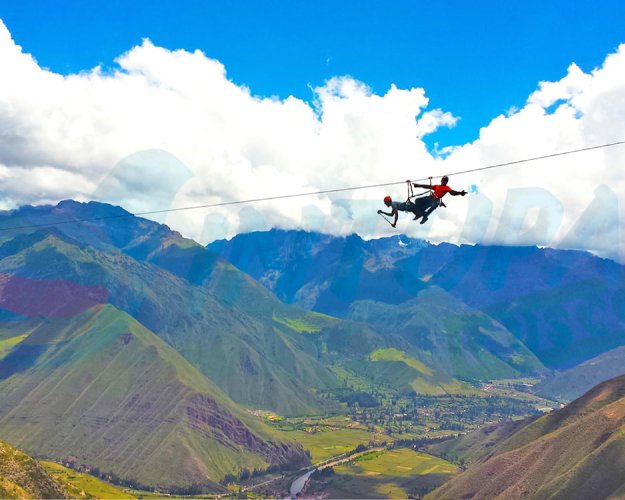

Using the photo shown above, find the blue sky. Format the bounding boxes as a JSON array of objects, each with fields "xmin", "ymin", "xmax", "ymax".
[
  {"xmin": 2, "ymin": 0, "xmax": 624, "ymax": 148},
  {"xmin": 1, "ymin": 1, "xmax": 624, "ymax": 260}
]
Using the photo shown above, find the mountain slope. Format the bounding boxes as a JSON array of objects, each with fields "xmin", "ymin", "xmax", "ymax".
[
  {"xmin": 0, "ymin": 208, "xmax": 479, "ymax": 407},
  {"xmin": 347, "ymin": 287, "xmax": 543, "ymax": 380},
  {"xmin": 1, "ymin": 202, "xmax": 507, "ymax": 412},
  {"xmin": 428, "ymin": 374, "xmax": 625, "ymax": 500},
  {"xmin": 209, "ymin": 230, "xmax": 625, "ymax": 371},
  {"xmin": 535, "ymin": 346, "xmax": 625, "ymax": 402},
  {"xmin": 416, "ymin": 245, "xmax": 625, "ymax": 369},
  {"xmin": 208, "ymin": 229, "xmax": 429, "ymax": 314},
  {"xmin": 0, "ymin": 220, "xmax": 341, "ymax": 416},
  {"xmin": 0, "ymin": 440, "xmax": 68, "ymax": 499},
  {"xmin": 0, "ymin": 304, "xmax": 308, "ymax": 491},
  {"xmin": 208, "ymin": 230, "xmax": 544, "ymax": 381}
]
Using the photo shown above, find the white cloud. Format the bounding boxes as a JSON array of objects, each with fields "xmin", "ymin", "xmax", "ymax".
[
  {"xmin": 0, "ymin": 20, "xmax": 624, "ymax": 262},
  {"xmin": 442, "ymin": 45, "xmax": 625, "ymax": 262}
]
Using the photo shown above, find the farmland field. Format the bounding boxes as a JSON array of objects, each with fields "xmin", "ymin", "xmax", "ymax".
[
  {"xmin": 289, "ymin": 427, "xmax": 391, "ymax": 462},
  {"xmin": 41, "ymin": 461, "xmax": 135, "ymax": 499},
  {"xmin": 312, "ymin": 447, "xmax": 459, "ymax": 498}
]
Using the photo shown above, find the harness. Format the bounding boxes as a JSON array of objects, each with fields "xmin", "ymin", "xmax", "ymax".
[{"xmin": 407, "ymin": 178, "xmax": 446, "ymax": 208}]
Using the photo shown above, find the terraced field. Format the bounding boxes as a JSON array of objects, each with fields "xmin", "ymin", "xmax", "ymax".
[{"xmin": 41, "ymin": 462, "xmax": 135, "ymax": 499}]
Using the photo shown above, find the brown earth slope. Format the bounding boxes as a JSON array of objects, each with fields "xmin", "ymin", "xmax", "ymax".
[
  {"xmin": 0, "ymin": 440, "xmax": 68, "ymax": 499},
  {"xmin": 428, "ymin": 374, "xmax": 625, "ymax": 500}
]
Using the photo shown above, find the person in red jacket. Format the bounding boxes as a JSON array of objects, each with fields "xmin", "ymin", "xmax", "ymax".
[{"xmin": 411, "ymin": 175, "xmax": 466, "ymax": 224}]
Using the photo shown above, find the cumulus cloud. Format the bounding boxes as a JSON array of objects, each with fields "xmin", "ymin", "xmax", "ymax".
[
  {"xmin": 443, "ymin": 45, "xmax": 625, "ymax": 262},
  {"xmin": 0, "ymin": 19, "xmax": 624, "ymax": 262}
]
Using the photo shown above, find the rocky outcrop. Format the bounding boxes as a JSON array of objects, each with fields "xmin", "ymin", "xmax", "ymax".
[{"xmin": 185, "ymin": 394, "xmax": 309, "ymax": 467}]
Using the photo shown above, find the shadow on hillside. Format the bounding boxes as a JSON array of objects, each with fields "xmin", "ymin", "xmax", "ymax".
[{"xmin": 0, "ymin": 343, "xmax": 49, "ymax": 380}]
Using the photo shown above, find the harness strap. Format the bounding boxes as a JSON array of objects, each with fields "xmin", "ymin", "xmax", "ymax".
[{"xmin": 406, "ymin": 180, "xmax": 414, "ymax": 202}]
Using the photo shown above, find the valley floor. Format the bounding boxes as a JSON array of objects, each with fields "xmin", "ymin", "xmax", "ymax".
[{"xmin": 227, "ymin": 378, "xmax": 560, "ymax": 498}]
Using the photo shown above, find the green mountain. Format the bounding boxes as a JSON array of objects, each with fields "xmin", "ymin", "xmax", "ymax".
[
  {"xmin": 347, "ymin": 287, "xmax": 544, "ymax": 381},
  {"xmin": 0, "ymin": 203, "xmax": 499, "ymax": 412},
  {"xmin": 427, "ymin": 374, "xmax": 625, "ymax": 499},
  {"xmin": 209, "ymin": 230, "xmax": 625, "ymax": 371},
  {"xmin": 0, "ymin": 304, "xmax": 308, "ymax": 491},
  {"xmin": 0, "ymin": 439, "xmax": 68, "ymax": 499},
  {"xmin": 0, "ymin": 225, "xmax": 340, "ymax": 416},
  {"xmin": 0, "ymin": 202, "xmax": 544, "ymax": 408}
]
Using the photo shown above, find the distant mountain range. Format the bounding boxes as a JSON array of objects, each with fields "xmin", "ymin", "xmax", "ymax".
[
  {"xmin": 428, "ymin": 374, "xmax": 625, "ymax": 499},
  {"xmin": 0, "ymin": 200, "xmax": 525, "ymax": 490},
  {"xmin": 209, "ymin": 229, "xmax": 625, "ymax": 370},
  {"xmin": 2, "ymin": 201, "xmax": 624, "ymax": 491}
]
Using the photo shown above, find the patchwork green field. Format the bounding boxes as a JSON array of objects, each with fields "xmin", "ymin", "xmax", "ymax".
[
  {"xmin": 41, "ymin": 461, "xmax": 135, "ymax": 499},
  {"xmin": 289, "ymin": 427, "xmax": 392, "ymax": 463},
  {"xmin": 312, "ymin": 447, "xmax": 459, "ymax": 498}
]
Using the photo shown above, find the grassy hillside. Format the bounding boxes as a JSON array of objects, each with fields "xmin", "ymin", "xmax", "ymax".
[
  {"xmin": 0, "ymin": 305, "xmax": 308, "ymax": 492},
  {"xmin": 348, "ymin": 287, "xmax": 544, "ymax": 381},
  {"xmin": 0, "ymin": 440, "xmax": 68, "ymax": 499},
  {"xmin": 0, "ymin": 203, "xmax": 550, "ymax": 415},
  {"xmin": 0, "ymin": 223, "xmax": 480, "ymax": 412},
  {"xmin": 428, "ymin": 374, "xmax": 625, "ymax": 499},
  {"xmin": 426, "ymin": 418, "xmax": 533, "ymax": 466},
  {"xmin": 369, "ymin": 348, "xmax": 479, "ymax": 395},
  {"xmin": 0, "ymin": 227, "xmax": 341, "ymax": 416}
]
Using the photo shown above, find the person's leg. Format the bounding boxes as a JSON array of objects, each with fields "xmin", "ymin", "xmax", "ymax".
[
  {"xmin": 420, "ymin": 199, "xmax": 439, "ymax": 224},
  {"xmin": 411, "ymin": 198, "xmax": 427, "ymax": 220}
]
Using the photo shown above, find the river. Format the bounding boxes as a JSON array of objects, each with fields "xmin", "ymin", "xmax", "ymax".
[
  {"xmin": 288, "ymin": 446, "xmax": 385, "ymax": 498},
  {"xmin": 289, "ymin": 469, "xmax": 316, "ymax": 498}
]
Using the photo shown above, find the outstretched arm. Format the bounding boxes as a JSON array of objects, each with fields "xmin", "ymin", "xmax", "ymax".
[
  {"xmin": 448, "ymin": 189, "xmax": 467, "ymax": 196},
  {"xmin": 377, "ymin": 208, "xmax": 399, "ymax": 227},
  {"xmin": 412, "ymin": 183, "xmax": 432, "ymax": 189}
]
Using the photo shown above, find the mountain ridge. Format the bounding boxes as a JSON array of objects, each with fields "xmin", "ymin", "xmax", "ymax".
[
  {"xmin": 208, "ymin": 229, "xmax": 625, "ymax": 370},
  {"xmin": 427, "ymin": 374, "xmax": 625, "ymax": 500},
  {"xmin": 0, "ymin": 304, "xmax": 308, "ymax": 491}
]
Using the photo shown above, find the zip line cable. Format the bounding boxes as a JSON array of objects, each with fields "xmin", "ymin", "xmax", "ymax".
[
  {"xmin": 429, "ymin": 139, "xmax": 625, "ymax": 181},
  {"xmin": 1, "ymin": 139, "xmax": 624, "ymax": 232},
  {"xmin": 0, "ymin": 180, "xmax": 407, "ymax": 232}
]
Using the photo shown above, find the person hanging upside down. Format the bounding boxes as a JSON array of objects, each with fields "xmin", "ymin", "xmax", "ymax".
[
  {"xmin": 411, "ymin": 175, "xmax": 467, "ymax": 224},
  {"xmin": 377, "ymin": 195, "xmax": 420, "ymax": 228}
]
